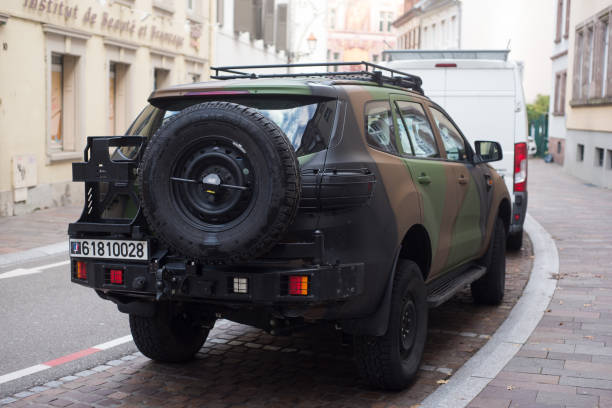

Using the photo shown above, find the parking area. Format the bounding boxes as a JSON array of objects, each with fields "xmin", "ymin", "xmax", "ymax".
[{"xmin": 1, "ymin": 239, "xmax": 532, "ymax": 408}]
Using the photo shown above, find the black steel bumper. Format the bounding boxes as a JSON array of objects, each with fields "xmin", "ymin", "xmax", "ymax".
[
  {"xmin": 70, "ymin": 258, "xmax": 365, "ymax": 305},
  {"xmin": 510, "ymin": 191, "xmax": 528, "ymax": 234}
]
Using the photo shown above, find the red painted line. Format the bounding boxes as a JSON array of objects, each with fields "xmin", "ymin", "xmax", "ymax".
[{"xmin": 43, "ymin": 347, "xmax": 101, "ymax": 367}]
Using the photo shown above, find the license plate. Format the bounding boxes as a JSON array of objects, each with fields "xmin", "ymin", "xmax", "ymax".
[{"xmin": 69, "ymin": 239, "xmax": 149, "ymax": 261}]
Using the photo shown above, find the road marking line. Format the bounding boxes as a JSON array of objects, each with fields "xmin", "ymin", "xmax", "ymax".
[
  {"xmin": 93, "ymin": 335, "xmax": 133, "ymax": 350},
  {"xmin": 43, "ymin": 348, "xmax": 100, "ymax": 367},
  {"xmin": 0, "ymin": 260, "xmax": 70, "ymax": 280},
  {"xmin": 0, "ymin": 365, "xmax": 49, "ymax": 385},
  {"xmin": 0, "ymin": 334, "xmax": 133, "ymax": 385}
]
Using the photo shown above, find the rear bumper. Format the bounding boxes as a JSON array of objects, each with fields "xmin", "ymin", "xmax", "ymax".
[
  {"xmin": 70, "ymin": 258, "xmax": 365, "ymax": 306},
  {"xmin": 510, "ymin": 191, "xmax": 528, "ymax": 234}
]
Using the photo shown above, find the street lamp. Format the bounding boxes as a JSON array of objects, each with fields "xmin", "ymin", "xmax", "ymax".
[{"xmin": 307, "ymin": 33, "xmax": 317, "ymax": 54}]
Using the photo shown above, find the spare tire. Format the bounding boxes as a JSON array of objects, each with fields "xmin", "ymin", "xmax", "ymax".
[{"xmin": 139, "ymin": 101, "xmax": 300, "ymax": 263}]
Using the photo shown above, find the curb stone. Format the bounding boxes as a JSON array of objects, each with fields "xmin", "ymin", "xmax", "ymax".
[{"xmin": 0, "ymin": 241, "xmax": 68, "ymax": 268}]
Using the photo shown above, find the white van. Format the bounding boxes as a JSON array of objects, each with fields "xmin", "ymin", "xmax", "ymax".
[{"xmin": 383, "ymin": 50, "xmax": 528, "ymax": 250}]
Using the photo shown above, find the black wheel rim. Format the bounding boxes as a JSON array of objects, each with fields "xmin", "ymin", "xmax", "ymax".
[
  {"xmin": 170, "ymin": 136, "xmax": 255, "ymax": 231},
  {"xmin": 400, "ymin": 295, "xmax": 417, "ymax": 357}
]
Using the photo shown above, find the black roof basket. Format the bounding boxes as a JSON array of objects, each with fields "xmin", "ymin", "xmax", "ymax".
[{"xmin": 210, "ymin": 61, "xmax": 424, "ymax": 95}]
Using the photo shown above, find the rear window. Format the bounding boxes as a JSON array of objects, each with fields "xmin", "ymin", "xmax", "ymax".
[{"xmin": 125, "ymin": 97, "xmax": 337, "ymax": 157}]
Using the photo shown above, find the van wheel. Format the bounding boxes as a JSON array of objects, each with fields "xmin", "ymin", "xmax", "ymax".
[
  {"xmin": 354, "ymin": 260, "xmax": 428, "ymax": 390},
  {"xmin": 507, "ymin": 229, "xmax": 523, "ymax": 251},
  {"xmin": 129, "ymin": 303, "xmax": 213, "ymax": 363},
  {"xmin": 472, "ymin": 217, "xmax": 506, "ymax": 305}
]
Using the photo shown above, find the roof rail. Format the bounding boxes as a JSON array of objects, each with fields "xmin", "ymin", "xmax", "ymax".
[
  {"xmin": 210, "ymin": 61, "xmax": 424, "ymax": 95},
  {"xmin": 382, "ymin": 49, "xmax": 510, "ymax": 62}
]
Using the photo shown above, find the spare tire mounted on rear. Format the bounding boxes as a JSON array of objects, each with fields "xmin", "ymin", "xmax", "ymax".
[{"xmin": 139, "ymin": 101, "xmax": 301, "ymax": 263}]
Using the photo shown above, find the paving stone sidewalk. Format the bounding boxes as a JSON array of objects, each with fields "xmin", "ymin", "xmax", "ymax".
[
  {"xmin": 468, "ymin": 159, "xmax": 612, "ymax": 408},
  {"xmin": 0, "ymin": 206, "xmax": 81, "ymax": 255}
]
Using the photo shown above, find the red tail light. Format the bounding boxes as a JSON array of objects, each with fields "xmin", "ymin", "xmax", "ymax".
[
  {"xmin": 76, "ymin": 261, "xmax": 87, "ymax": 280},
  {"xmin": 435, "ymin": 63, "xmax": 457, "ymax": 68},
  {"xmin": 109, "ymin": 269, "xmax": 123, "ymax": 285},
  {"xmin": 514, "ymin": 142, "xmax": 527, "ymax": 192},
  {"xmin": 288, "ymin": 276, "xmax": 309, "ymax": 296}
]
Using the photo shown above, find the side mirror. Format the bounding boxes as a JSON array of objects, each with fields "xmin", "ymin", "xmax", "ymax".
[{"xmin": 474, "ymin": 141, "xmax": 503, "ymax": 163}]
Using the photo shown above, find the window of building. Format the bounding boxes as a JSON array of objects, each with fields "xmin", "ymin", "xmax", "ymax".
[
  {"xmin": 572, "ymin": 7, "xmax": 612, "ymax": 103},
  {"xmin": 379, "ymin": 11, "xmax": 393, "ymax": 32},
  {"xmin": 577, "ymin": 144, "xmax": 585, "ymax": 162},
  {"xmin": 608, "ymin": 149, "xmax": 612, "ymax": 169},
  {"xmin": 394, "ymin": 101, "xmax": 439, "ymax": 158},
  {"xmin": 557, "ymin": 141, "xmax": 562, "ymax": 154},
  {"xmin": 554, "ymin": 70, "xmax": 567, "ymax": 114},
  {"xmin": 372, "ymin": 54, "xmax": 379, "ymax": 62},
  {"xmin": 602, "ymin": 18, "xmax": 609, "ymax": 98},
  {"xmin": 595, "ymin": 147, "xmax": 604, "ymax": 167},
  {"xmin": 190, "ymin": 73, "xmax": 201, "ymax": 83},
  {"xmin": 154, "ymin": 68, "xmax": 170, "ymax": 90},
  {"xmin": 187, "ymin": 0, "xmax": 193, "ymax": 12},
  {"xmin": 430, "ymin": 107, "xmax": 467, "ymax": 161},
  {"xmin": 329, "ymin": 8, "xmax": 336, "ymax": 29},
  {"xmin": 275, "ymin": 3, "xmax": 288, "ymax": 52},
  {"xmin": 564, "ymin": 0, "xmax": 571, "ymax": 39},
  {"xmin": 49, "ymin": 53, "xmax": 79, "ymax": 153},
  {"xmin": 365, "ymin": 101, "xmax": 398, "ymax": 155},
  {"xmin": 555, "ymin": 0, "xmax": 563, "ymax": 43}
]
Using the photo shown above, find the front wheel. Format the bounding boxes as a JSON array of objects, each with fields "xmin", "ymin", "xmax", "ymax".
[
  {"xmin": 471, "ymin": 217, "xmax": 506, "ymax": 305},
  {"xmin": 129, "ymin": 303, "xmax": 213, "ymax": 363},
  {"xmin": 354, "ymin": 260, "xmax": 428, "ymax": 390}
]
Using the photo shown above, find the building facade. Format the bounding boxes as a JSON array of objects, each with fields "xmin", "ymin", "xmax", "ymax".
[
  {"xmin": 327, "ymin": 0, "xmax": 401, "ymax": 67},
  {"xmin": 0, "ymin": 0, "xmax": 214, "ymax": 216},
  {"xmin": 214, "ymin": 0, "xmax": 286, "ymax": 68},
  {"xmin": 548, "ymin": 0, "xmax": 571, "ymax": 165},
  {"xmin": 564, "ymin": 0, "xmax": 612, "ymax": 189}
]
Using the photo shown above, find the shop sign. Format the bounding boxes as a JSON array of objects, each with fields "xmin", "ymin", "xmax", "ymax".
[{"xmin": 23, "ymin": 0, "xmax": 186, "ymax": 49}]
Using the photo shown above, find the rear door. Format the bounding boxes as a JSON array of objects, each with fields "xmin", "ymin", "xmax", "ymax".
[{"xmin": 390, "ymin": 95, "xmax": 460, "ymax": 280}]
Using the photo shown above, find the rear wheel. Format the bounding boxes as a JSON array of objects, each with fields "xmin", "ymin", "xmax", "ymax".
[
  {"xmin": 471, "ymin": 217, "xmax": 506, "ymax": 305},
  {"xmin": 129, "ymin": 303, "xmax": 213, "ymax": 363},
  {"xmin": 354, "ymin": 260, "xmax": 428, "ymax": 390}
]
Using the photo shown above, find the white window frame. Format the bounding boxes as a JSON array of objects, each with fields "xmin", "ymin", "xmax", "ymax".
[{"xmin": 43, "ymin": 24, "xmax": 89, "ymax": 162}]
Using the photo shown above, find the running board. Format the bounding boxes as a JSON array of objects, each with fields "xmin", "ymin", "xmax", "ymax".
[{"xmin": 426, "ymin": 265, "xmax": 487, "ymax": 308}]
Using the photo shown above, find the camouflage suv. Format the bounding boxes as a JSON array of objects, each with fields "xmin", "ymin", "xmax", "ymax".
[{"xmin": 69, "ymin": 62, "xmax": 510, "ymax": 390}]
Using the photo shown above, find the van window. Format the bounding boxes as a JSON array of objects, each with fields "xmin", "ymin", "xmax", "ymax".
[
  {"xmin": 394, "ymin": 101, "xmax": 439, "ymax": 158},
  {"xmin": 365, "ymin": 101, "xmax": 398, "ymax": 155},
  {"xmin": 430, "ymin": 107, "xmax": 468, "ymax": 161}
]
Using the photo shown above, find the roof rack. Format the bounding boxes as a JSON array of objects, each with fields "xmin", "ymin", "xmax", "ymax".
[{"xmin": 210, "ymin": 61, "xmax": 424, "ymax": 95}]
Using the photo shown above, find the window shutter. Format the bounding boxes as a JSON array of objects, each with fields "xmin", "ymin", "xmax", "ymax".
[
  {"xmin": 573, "ymin": 30, "xmax": 583, "ymax": 100},
  {"xmin": 275, "ymin": 3, "xmax": 287, "ymax": 52},
  {"xmin": 253, "ymin": 0, "xmax": 264, "ymax": 40},
  {"xmin": 234, "ymin": 0, "xmax": 253, "ymax": 34},
  {"xmin": 555, "ymin": 0, "xmax": 563, "ymax": 43},
  {"xmin": 217, "ymin": 0, "xmax": 224, "ymax": 26},
  {"xmin": 263, "ymin": 0, "xmax": 275, "ymax": 46}
]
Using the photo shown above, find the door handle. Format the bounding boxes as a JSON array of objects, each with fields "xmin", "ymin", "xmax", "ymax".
[
  {"xmin": 417, "ymin": 174, "xmax": 431, "ymax": 185},
  {"xmin": 457, "ymin": 175, "xmax": 468, "ymax": 185}
]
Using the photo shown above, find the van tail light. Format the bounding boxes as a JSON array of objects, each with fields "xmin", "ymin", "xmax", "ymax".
[{"xmin": 514, "ymin": 142, "xmax": 527, "ymax": 192}]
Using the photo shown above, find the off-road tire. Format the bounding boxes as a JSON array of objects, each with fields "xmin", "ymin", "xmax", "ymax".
[
  {"xmin": 506, "ymin": 229, "xmax": 523, "ymax": 251},
  {"xmin": 471, "ymin": 217, "xmax": 506, "ymax": 305},
  {"xmin": 139, "ymin": 101, "xmax": 300, "ymax": 263},
  {"xmin": 354, "ymin": 260, "xmax": 428, "ymax": 390},
  {"xmin": 129, "ymin": 303, "xmax": 212, "ymax": 363}
]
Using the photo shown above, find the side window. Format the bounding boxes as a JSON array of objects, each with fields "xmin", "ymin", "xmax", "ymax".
[
  {"xmin": 430, "ymin": 107, "xmax": 468, "ymax": 161},
  {"xmin": 395, "ymin": 101, "xmax": 439, "ymax": 158},
  {"xmin": 365, "ymin": 101, "xmax": 398, "ymax": 155}
]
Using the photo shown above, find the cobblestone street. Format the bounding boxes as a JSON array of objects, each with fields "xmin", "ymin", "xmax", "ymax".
[{"xmin": 0, "ymin": 241, "xmax": 532, "ymax": 407}]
